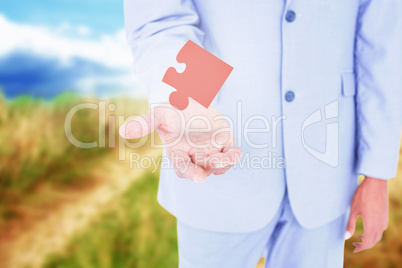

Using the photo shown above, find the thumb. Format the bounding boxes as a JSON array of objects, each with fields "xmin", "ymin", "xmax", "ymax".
[
  {"xmin": 345, "ymin": 211, "xmax": 357, "ymax": 240},
  {"xmin": 119, "ymin": 112, "xmax": 157, "ymax": 139}
]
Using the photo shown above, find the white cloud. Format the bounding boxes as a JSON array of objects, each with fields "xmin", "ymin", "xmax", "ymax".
[
  {"xmin": 77, "ymin": 25, "xmax": 91, "ymax": 36},
  {"xmin": 55, "ymin": 22, "xmax": 91, "ymax": 37},
  {"xmin": 0, "ymin": 14, "xmax": 133, "ymax": 70},
  {"xmin": 0, "ymin": 14, "xmax": 145, "ymax": 98}
]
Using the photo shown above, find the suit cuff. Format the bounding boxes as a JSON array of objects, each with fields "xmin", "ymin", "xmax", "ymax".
[{"xmin": 355, "ymin": 148, "xmax": 400, "ymax": 181}]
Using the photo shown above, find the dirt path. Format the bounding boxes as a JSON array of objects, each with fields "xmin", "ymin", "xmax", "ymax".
[{"xmin": 1, "ymin": 149, "xmax": 162, "ymax": 268}]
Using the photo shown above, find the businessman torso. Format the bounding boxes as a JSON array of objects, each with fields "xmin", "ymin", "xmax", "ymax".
[{"xmin": 124, "ymin": 0, "xmax": 401, "ymax": 232}]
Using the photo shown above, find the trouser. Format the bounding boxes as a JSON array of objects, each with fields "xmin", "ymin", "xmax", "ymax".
[{"xmin": 177, "ymin": 191, "xmax": 349, "ymax": 268}]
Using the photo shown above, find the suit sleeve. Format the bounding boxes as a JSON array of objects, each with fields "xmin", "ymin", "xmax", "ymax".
[
  {"xmin": 123, "ymin": 0, "xmax": 205, "ymax": 104},
  {"xmin": 355, "ymin": 0, "xmax": 402, "ymax": 180}
]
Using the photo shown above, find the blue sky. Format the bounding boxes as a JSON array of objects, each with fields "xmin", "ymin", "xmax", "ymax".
[
  {"xmin": 0, "ymin": 0, "xmax": 124, "ymax": 36},
  {"xmin": 0, "ymin": 0, "xmax": 141, "ymax": 99}
]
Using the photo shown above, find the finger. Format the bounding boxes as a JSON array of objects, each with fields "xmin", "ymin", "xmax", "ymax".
[
  {"xmin": 345, "ymin": 211, "xmax": 357, "ymax": 240},
  {"xmin": 204, "ymin": 145, "xmax": 242, "ymax": 176},
  {"xmin": 192, "ymin": 152, "xmax": 232, "ymax": 170},
  {"xmin": 353, "ymin": 236, "xmax": 376, "ymax": 253},
  {"xmin": 221, "ymin": 141, "xmax": 242, "ymax": 164},
  {"xmin": 208, "ymin": 154, "xmax": 233, "ymax": 169},
  {"xmin": 213, "ymin": 166, "xmax": 231, "ymax": 175},
  {"xmin": 353, "ymin": 225, "xmax": 377, "ymax": 253},
  {"xmin": 352, "ymin": 235, "xmax": 365, "ymax": 253},
  {"xmin": 119, "ymin": 112, "xmax": 158, "ymax": 139},
  {"xmin": 188, "ymin": 147, "xmax": 221, "ymax": 157},
  {"xmin": 168, "ymin": 149, "xmax": 207, "ymax": 182},
  {"xmin": 189, "ymin": 152, "xmax": 231, "ymax": 177},
  {"xmin": 352, "ymin": 242, "xmax": 366, "ymax": 253},
  {"xmin": 192, "ymin": 150, "xmax": 239, "ymax": 176},
  {"xmin": 222, "ymin": 146, "xmax": 242, "ymax": 164}
]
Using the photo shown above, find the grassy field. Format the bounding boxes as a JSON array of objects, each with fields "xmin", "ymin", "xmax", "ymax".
[
  {"xmin": 42, "ymin": 172, "xmax": 178, "ymax": 268},
  {"xmin": 1, "ymin": 92, "xmax": 401, "ymax": 268},
  {"xmin": 0, "ymin": 92, "xmax": 148, "ymax": 231},
  {"xmin": 0, "ymin": 93, "xmax": 107, "ymax": 191}
]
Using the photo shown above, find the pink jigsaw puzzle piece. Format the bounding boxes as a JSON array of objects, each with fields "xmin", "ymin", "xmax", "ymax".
[{"xmin": 162, "ymin": 40, "xmax": 233, "ymax": 110}]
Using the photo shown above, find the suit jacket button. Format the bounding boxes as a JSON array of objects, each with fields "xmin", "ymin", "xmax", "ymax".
[
  {"xmin": 285, "ymin": 10, "xmax": 296, "ymax": 22},
  {"xmin": 285, "ymin": 91, "xmax": 295, "ymax": 102}
]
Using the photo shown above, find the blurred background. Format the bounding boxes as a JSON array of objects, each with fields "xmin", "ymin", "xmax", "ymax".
[{"xmin": 0, "ymin": 1, "xmax": 401, "ymax": 267}]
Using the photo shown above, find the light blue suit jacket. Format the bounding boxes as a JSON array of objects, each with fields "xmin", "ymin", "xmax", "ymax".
[{"xmin": 124, "ymin": 0, "xmax": 402, "ymax": 232}]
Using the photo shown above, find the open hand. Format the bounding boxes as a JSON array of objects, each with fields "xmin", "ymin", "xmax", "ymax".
[
  {"xmin": 119, "ymin": 99, "xmax": 242, "ymax": 182},
  {"xmin": 345, "ymin": 177, "xmax": 389, "ymax": 253}
]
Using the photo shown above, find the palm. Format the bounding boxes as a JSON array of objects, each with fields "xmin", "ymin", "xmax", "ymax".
[{"xmin": 120, "ymin": 99, "xmax": 241, "ymax": 181}]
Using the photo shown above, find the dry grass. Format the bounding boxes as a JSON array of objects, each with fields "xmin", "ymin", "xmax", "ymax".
[{"xmin": 0, "ymin": 92, "xmax": 148, "ymax": 227}]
